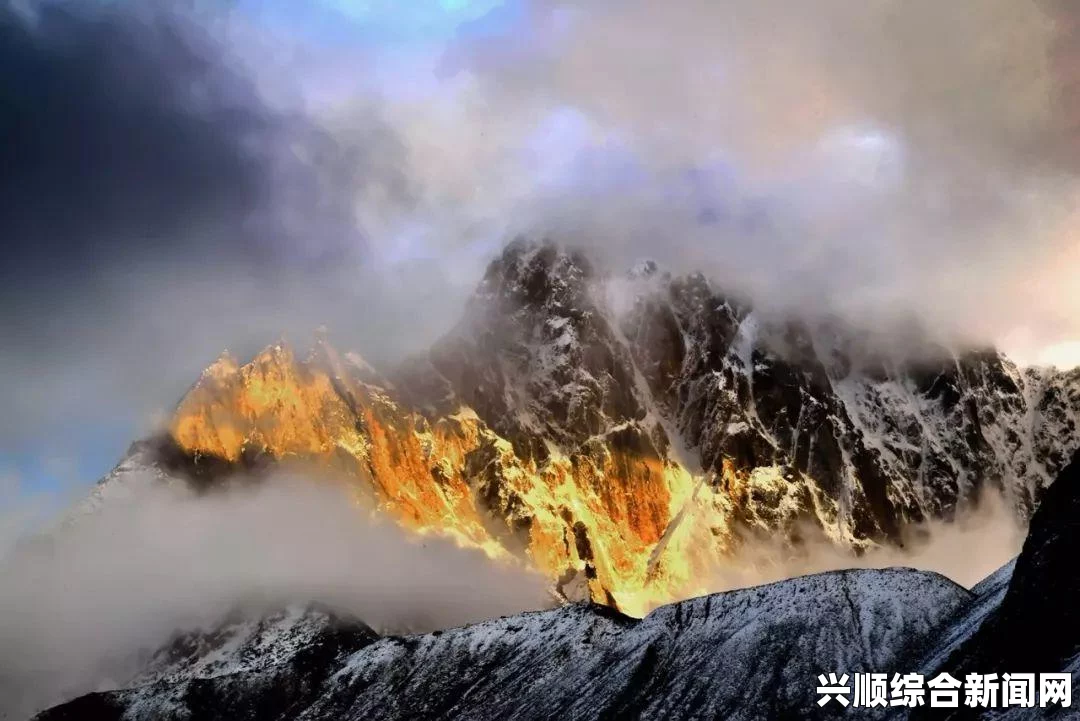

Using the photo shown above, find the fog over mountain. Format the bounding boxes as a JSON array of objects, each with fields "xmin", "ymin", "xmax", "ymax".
[
  {"xmin": 0, "ymin": 472, "xmax": 552, "ymax": 717},
  {"xmin": 29, "ymin": 454, "xmax": 1080, "ymax": 721}
]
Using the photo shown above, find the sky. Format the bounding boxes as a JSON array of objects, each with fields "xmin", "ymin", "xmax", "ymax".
[{"xmin": 2, "ymin": 0, "xmax": 1080, "ymax": 502}]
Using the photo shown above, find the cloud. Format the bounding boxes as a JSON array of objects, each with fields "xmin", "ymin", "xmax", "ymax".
[
  {"xmin": 0, "ymin": 472, "xmax": 552, "ymax": 717},
  {"xmin": 411, "ymin": 0, "xmax": 1080, "ymax": 349},
  {"xmin": 704, "ymin": 489, "xmax": 1025, "ymax": 596},
  {"xmin": 0, "ymin": 466, "xmax": 1024, "ymax": 717},
  {"xmin": 0, "ymin": 0, "xmax": 438, "ymax": 454},
  {"xmin": 5, "ymin": 0, "xmax": 1080, "ymax": 481},
  {"xmin": 193, "ymin": 0, "xmax": 1080, "ymax": 360},
  {"xmin": 0, "ymin": 2, "xmax": 1061, "ymax": 712},
  {"xmin": 0, "ymin": 3, "xmax": 262, "ymax": 260}
]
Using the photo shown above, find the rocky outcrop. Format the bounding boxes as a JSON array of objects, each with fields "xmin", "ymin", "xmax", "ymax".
[
  {"xmin": 619, "ymin": 265, "xmax": 1080, "ymax": 539},
  {"xmin": 105, "ymin": 240, "xmax": 1080, "ymax": 613}
]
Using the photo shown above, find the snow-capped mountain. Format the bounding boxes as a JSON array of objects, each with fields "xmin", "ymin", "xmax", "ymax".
[
  {"xmin": 25, "ymin": 239, "xmax": 1080, "ymax": 720},
  {"xmin": 112, "ymin": 238, "xmax": 1078, "ymax": 614}
]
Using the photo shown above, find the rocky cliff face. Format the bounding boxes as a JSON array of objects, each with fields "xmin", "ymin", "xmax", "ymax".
[{"xmin": 139, "ymin": 240, "xmax": 1080, "ymax": 614}]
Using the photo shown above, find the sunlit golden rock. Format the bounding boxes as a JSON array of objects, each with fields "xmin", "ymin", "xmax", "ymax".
[{"xmin": 169, "ymin": 337, "xmax": 738, "ymax": 617}]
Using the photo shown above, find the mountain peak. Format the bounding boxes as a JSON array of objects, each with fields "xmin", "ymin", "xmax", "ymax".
[
  {"xmin": 473, "ymin": 238, "xmax": 595, "ymax": 313},
  {"xmin": 202, "ymin": 350, "xmax": 241, "ymax": 381}
]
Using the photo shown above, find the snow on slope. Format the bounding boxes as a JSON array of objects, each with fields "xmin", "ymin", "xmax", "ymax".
[
  {"xmin": 36, "ymin": 568, "xmax": 970, "ymax": 721},
  {"xmin": 131, "ymin": 605, "xmax": 376, "ymax": 686},
  {"xmin": 912, "ymin": 558, "xmax": 1016, "ymax": 677}
]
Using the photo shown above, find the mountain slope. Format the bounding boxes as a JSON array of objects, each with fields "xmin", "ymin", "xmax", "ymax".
[{"xmin": 36, "ymin": 568, "xmax": 970, "ymax": 721}]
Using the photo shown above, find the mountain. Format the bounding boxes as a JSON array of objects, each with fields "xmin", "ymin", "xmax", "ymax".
[
  {"xmin": 35, "ymin": 569, "xmax": 970, "ymax": 721},
  {"xmin": 36, "ymin": 449, "xmax": 1080, "ymax": 721},
  {"xmin": 23, "ymin": 239, "xmax": 1080, "ymax": 719},
  {"xmin": 112, "ymin": 239, "xmax": 1080, "ymax": 614}
]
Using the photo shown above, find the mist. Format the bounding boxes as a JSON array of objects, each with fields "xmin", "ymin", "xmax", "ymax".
[
  {"xmin": 706, "ymin": 489, "xmax": 1025, "ymax": 595},
  {"xmin": 0, "ymin": 467, "xmax": 1027, "ymax": 717},
  {"xmin": 0, "ymin": 473, "xmax": 552, "ymax": 718}
]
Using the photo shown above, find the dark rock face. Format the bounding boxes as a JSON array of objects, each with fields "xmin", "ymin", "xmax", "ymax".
[
  {"xmin": 142, "ymin": 239, "xmax": 1080, "ymax": 606},
  {"xmin": 628, "ymin": 283, "xmax": 1078, "ymax": 542},
  {"xmin": 35, "ymin": 569, "xmax": 969, "ymax": 721},
  {"xmin": 429, "ymin": 240, "xmax": 648, "ymax": 463},
  {"xmin": 956, "ymin": 449, "xmax": 1080, "ymax": 671},
  {"xmin": 420, "ymin": 240, "xmax": 1080, "ymax": 547}
]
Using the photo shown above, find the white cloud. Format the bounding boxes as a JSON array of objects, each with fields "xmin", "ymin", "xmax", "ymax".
[
  {"xmin": 0, "ymin": 473, "xmax": 551, "ymax": 717},
  {"xmin": 223, "ymin": 0, "xmax": 1080, "ymax": 356}
]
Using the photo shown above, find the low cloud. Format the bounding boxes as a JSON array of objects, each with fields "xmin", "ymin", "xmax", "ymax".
[
  {"xmin": 0, "ymin": 470, "xmax": 1026, "ymax": 717},
  {"xmin": 706, "ymin": 489, "xmax": 1024, "ymax": 595},
  {"xmin": 0, "ymin": 473, "xmax": 552, "ymax": 717}
]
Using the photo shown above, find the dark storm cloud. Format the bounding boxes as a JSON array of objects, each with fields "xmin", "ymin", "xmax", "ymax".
[
  {"xmin": 0, "ymin": 0, "xmax": 414, "ymax": 273},
  {"xmin": 0, "ymin": 2, "xmax": 265, "ymax": 271},
  {"xmin": 0, "ymin": 1, "xmax": 434, "ymax": 459}
]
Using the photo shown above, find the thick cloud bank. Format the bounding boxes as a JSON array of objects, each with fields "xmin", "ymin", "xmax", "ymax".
[{"xmin": 0, "ymin": 474, "xmax": 552, "ymax": 717}]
